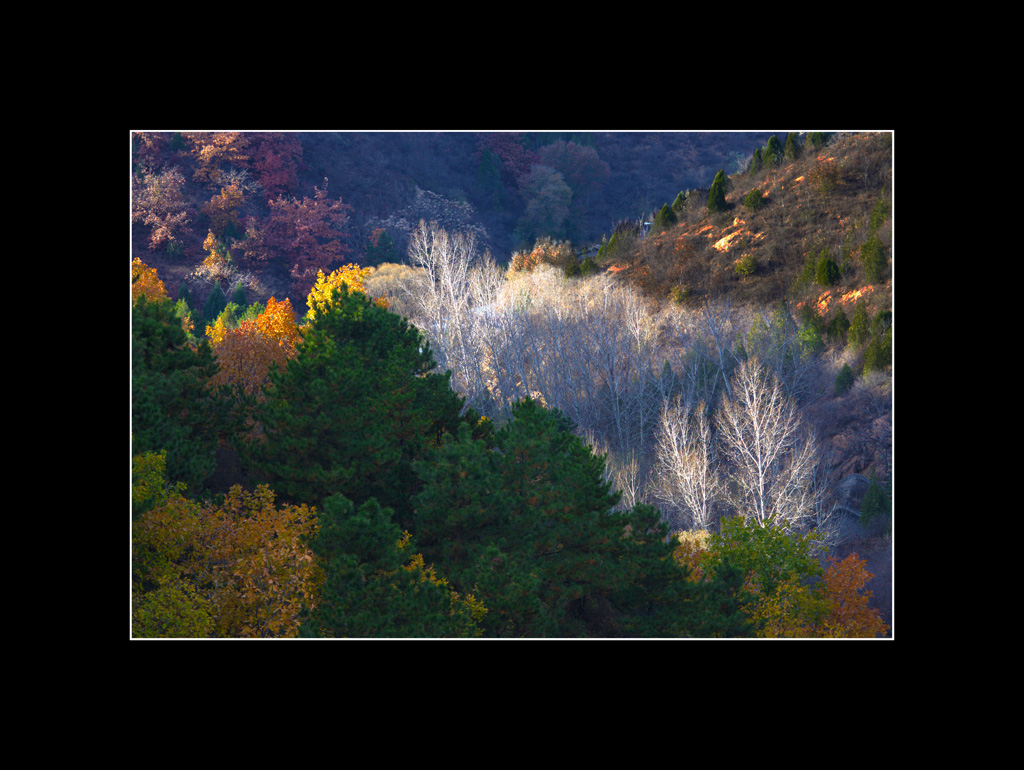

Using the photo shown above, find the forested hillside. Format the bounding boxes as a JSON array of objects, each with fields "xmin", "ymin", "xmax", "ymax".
[{"xmin": 131, "ymin": 130, "xmax": 893, "ymax": 639}]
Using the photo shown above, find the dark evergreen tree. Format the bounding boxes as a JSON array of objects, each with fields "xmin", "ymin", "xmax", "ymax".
[
  {"xmin": 816, "ymin": 254, "xmax": 841, "ymax": 286},
  {"xmin": 131, "ymin": 296, "xmax": 240, "ymax": 494},
  {"xmin": 784, "ymin": 131, "xmax": 802, "ymax": 160},
  {"xmin": 863, "ymin": 327, "xmax": 892, "ymax": 373},
  {"xmin": 763, "ymin": 135, "xmax": 783, "ymax": 168},
  {"xmin": 475, "ymin": 147, "xmax": 506, "ymax": 210},
  {"xmin": 707, "ymin": 169, "xmax": 728, "ymax": 214},
  {"xmin": 748, "ymin": 147, "xmax": 763, "ymax": 175},
  {"xmin": 412, "ymin": 399, "xmax": 730, "ymax": 637},
  {"xmin": 861, "ymin": 234, "xmax": 887, "ymax": 283},
  {"xmin": 176, "ymin": 282, "xmax": 194, "ymax": 312},
  {"xmin": 871, "ymin": 309, "xmax": 892, "ymax": 336},
  {"xmin": 245, "ymin": 285, "xmax": 466, "ymax": 517},
  {"xmin": 808, "ymin": 131, "xmax": 832, "ymax": 148},
  {"xmin": 365, "ymin": 229, "xmax": 398, "ymax": 265},
  {"xmin": 827, "ymin": 306, "xmax": 850, "ymax": 343},
  {"xmin": 655, "ymin": 202, "xmax": 677, "ymax": 228},
  {"xmin": 848, "ymin": 301, "xmax": 871, "ymax": 347},
  {"xmin": 835, "ymin": 363, "xmax": 855, "ymax": 395},
  {"xmin": 300, "ymin": 494, "xmax": 484, "ymax": 638},
  {"xmin": 203, "ymin": 284, "xmax": 227, "ymax": 325},
  {"xmin": 859, "ymin": 472, "xmax": 892, "ymax": 532},
  {"xmin": 230, "ymin": 282, "xmax": 247, "ymax": 308}
]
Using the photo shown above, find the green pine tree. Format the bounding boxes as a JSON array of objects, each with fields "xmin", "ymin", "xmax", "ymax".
[
  {"xmin": 176, "ymin": 283, "xmax": 194, "ymax": 312},
  {"xmin": 763, "ymin": 135, "xmax": 783, "ymax": 168},
  {"xmin": 708, "ymin": 169, "xmax": 728, "ymax": 214},
  {"xmin": 809, "ymin": 131, "xmax": 833, "ymax": 149},
  {"xmin": 835, "ymin": 363, "xmax": 855, "ymax": 395},
  {"xmin": 859, "ymin": 472, "xmax": 892, "ymax": 532},
  {"xmin": 863, "ymin": 326, "xmax": 892, "ymax": 373},
  {"xmin": 784, "ymin": 131, "xmax": 802, "ymax": 160},
  {"xmin": 861, "ymin": 234, "xmax": 887, "ymax": 283},
  {"xmin": 301, "ymin": 493, "xmax": 485, "ymax": 638},
  {"xmin": 655, "ymin": 202, "xmax": 677, "ymax": 228},
  {"xmin": 230, "ymin": 282, "xmax": 247, "ymax": 308},
  {"xmin": 748, "ymin": 147, "xmax": 763, "ymax": 175},
  {"xmin": 827, "ymin": 306, "xmax": 850, "ymax": 343},
  {"xmin": 203, "ymin": 285, "xmax": 227, "ymax": 325},
  {"xmin": 245, "ymin": 284, "xmax": 466, "ymax": 517},
  {"xmin": 366, "ymin": 229, "xmax": 398, "ymax": 265},
  {"xmin": 412, "ymin": 399, "xmax": 727, "ymax": 637},
  {"xmin": 132, "ymin": 296, "xmax": 240, "ymax": 493},
  {"xmin": 848, "ymin": 301, "xmax": 871, "ymax": 347},
  {"xmin": 816, "ymin": 254, "xmax": 841, "ymax": 286}
]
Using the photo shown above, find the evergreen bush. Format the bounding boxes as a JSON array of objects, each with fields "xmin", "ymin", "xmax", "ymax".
[
  {"xmin": 743, "ymin": 189, "xmax": 765, "ymax": 210},
  {"xmin": 708, "ymin": 170, "xmax": 728, "ymax": 214},
  {"xmin": 203, "ymin": 285, "xmax": 227, "ymax": 325},
  {"xmin": 848, "ymin": 301, "xmax": 870, "ymax": 347},
  {"xmin": 834, "ymin": 363, "xmax": 855, "ymax": 395},
  {"xmin": 655, "ymin": 203, "xmax": 677, "ymax": 228},
  {"xmin": 815, "ymin": 255, "xmax": 841, "ymax": 286},
  {"xmin": 859, "ymin": 473, "xmax": 891, "ymax": 532},
  {"xmin": 735, "ymin": 255, "xmax": 758, "ymax": 277},
  {"xmin": 861, "ymin": 235, "xmax": 887, "ymax": 283},
  {"xmin": 827, "ymin": 307, "xmax": 850, "ymax": 342},
  {"xmin": 784, "ymin": 132, "xmax": 802, "ymax": 160}
]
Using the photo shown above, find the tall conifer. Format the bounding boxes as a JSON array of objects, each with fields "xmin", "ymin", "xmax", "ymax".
[
  {"xmin": 246, "ymin": 285, "xmax": 465, "ymax": 516},
  {"xmin": 708, "ymin": 170, "xmax": 727, "ymax": 214}
]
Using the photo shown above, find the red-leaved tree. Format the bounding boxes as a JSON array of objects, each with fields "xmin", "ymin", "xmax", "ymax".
[
  {"xmin": 238, "ymin": 178, "xmax": 354, "ymax": 300},
  {"xmin": 251, "ymin": 133, "xmax": 303, "ymax": 200}
]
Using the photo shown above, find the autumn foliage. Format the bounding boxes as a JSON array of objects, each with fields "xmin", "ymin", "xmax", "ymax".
[
  {"xmin": 238, "ymin": 178, "xmax": 354, "ymax": 300},
  {"xmin": 131, "ymin": 258, "xmax": 169, "ymax": 305},
  {"xmin": 132, "ymin": 455, "xmax": 322, "ymax": 638},
  {"xmin": 675, "ymin": 518, "xmax": 889, "ymax": 638},
  {"xmin": 208, "ymin": 297, "xmax": 301, "ymax": 397},
  {"xmin": 817, "ymin": 553, "xmax": 890, "ymax": 638},
  {"xmin": 131, "ymin": 167, "xmax": 192, "ymax": 251},
  {"xmin": 305, "ymin": 264, "xmax": 388, "ymax": 321},
  {"xmin": 202, "ymin": 183, "xmax": 246, "ymax": 239}
]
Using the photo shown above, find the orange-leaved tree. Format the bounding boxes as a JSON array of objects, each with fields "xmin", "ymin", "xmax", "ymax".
[
  {"xmin": 183, "ymin": 131, "xmax": 252, "ymax": 184},
  {"xmin": 752, "ymin": 553, "xmax": 889, "ymax": 638},
  {"xmin": 817, "ymin": 553, "xmax": 890, "ymax": 638},
  {"xmin": 209, "ymin": 297, "xmax": 301, "ymax": 398},
  {"xmin": 682, "ymin": 516, "xmax": 889, "ymax": 638}
]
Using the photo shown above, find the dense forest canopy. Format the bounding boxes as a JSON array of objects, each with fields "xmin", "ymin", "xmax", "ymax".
[{"xmin": 131, "ymin": 130, "xmax": 893, "ymax": 639}]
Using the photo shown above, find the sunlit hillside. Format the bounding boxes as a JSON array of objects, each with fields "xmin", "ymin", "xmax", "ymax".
[{"xmin": 600, "ymin": 131, "xmax": 892, "ymax": 322}]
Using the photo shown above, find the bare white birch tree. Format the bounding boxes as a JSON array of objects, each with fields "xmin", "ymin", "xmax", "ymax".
[
  {"xmin": 715, "ymin": 358, "xmax": 822, "ymax": 529},
  {"xmin": 654, "ymin": 396, "xmax": 722, "ymax": 531},
  {"xmin": 405, "ymin": 220, "xmax": 492, "ymax": 413}
]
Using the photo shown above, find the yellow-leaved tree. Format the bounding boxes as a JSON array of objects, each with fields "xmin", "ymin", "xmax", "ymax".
[
  {"xmin": 305, "ymin": 264, "xmax": 388, "ymax": 322},
  {"xmin": 131, "ymin": 258, "xmax": 169, "ymax": 305},
  {"xmin": 132, "ymin": 453, "xmax": 323, "ymax": 638}
]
